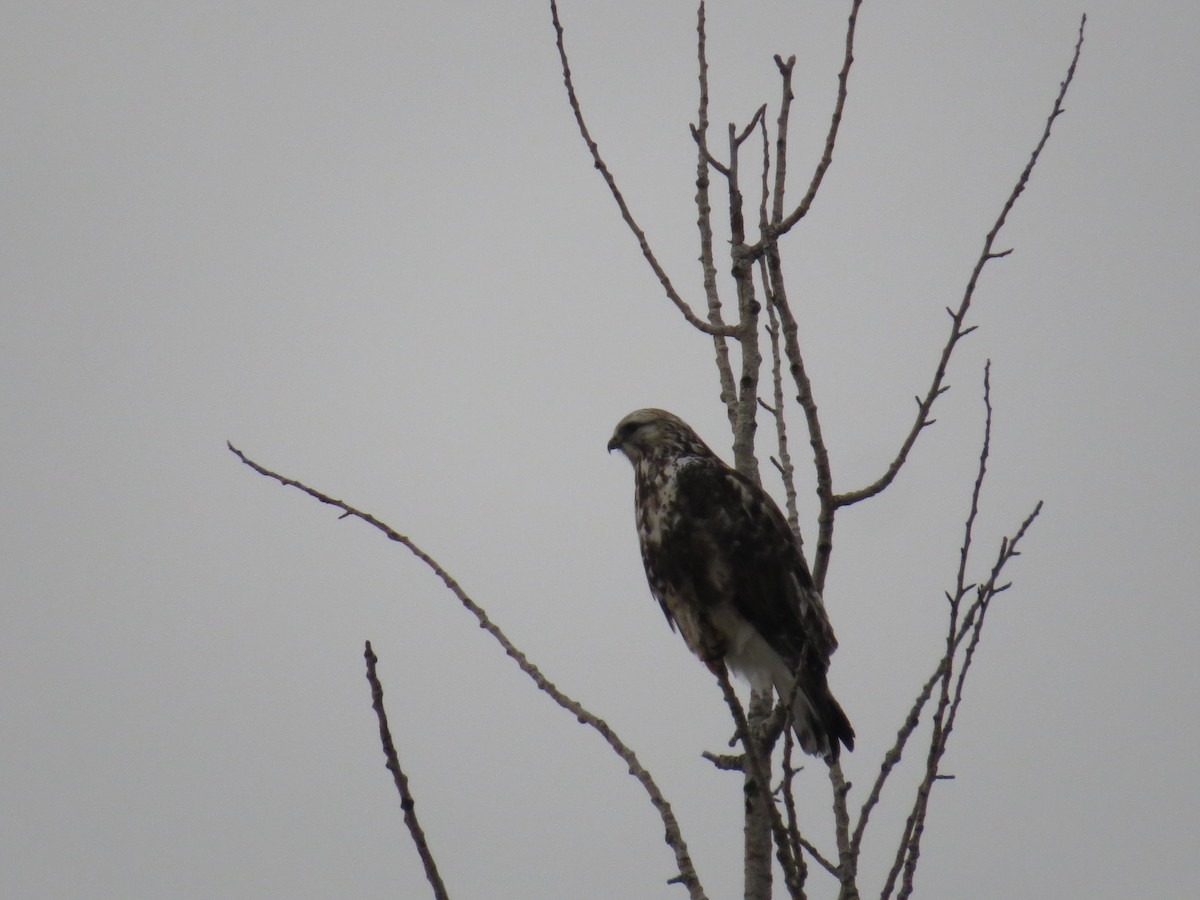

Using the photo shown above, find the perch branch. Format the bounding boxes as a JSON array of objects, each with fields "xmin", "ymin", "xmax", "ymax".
[{"xmin": 715, "ymin": 667, "xmax": 808, "ymax": 900}]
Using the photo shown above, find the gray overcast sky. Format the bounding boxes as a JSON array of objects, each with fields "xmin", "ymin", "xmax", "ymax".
[{"xmin": 3, "ymin": 1, "xmax": 1197, "ymax": 898}]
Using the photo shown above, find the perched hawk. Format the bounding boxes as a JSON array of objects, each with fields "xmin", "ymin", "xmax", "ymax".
[{"xmin": 608, "ymin": 408, "xmax": 854, "ymax": 758}]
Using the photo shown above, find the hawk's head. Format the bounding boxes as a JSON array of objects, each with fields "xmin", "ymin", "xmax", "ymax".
[{"xmin": 607, "ymin": 408, "xmax": 713, "ymax": 465}]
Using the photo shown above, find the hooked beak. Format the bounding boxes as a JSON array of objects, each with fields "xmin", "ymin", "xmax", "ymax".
[{"xmin": 606, "ymin": 435, "xmax": 621, "ymax": 453}]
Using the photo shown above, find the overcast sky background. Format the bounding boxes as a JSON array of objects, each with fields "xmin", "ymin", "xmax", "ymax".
[{"xmin": 4, "ymin": 1, "xmax": 1197, "ymax": 898}]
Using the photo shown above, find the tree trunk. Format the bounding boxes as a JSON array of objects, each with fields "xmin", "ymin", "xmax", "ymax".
[{"xmin": 743, "ymin": 690, "xmax": 775, "ymax": 899}]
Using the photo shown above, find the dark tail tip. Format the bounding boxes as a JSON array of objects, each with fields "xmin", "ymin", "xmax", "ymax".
[{"xmin": 824, "ymin": 694, "xmax": 855, "ymax": 760}]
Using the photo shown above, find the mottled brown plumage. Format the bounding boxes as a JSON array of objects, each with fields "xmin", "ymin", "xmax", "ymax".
[{"xmin": 608, "ymin": 408, "xmax": 854, "ymax": 758}]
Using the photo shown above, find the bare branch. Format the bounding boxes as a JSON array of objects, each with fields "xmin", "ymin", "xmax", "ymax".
[
  {"xmin": 364, "ymin": 641, "xmax": 451, "ymax": 900},
  {"xmin": 944, "ymin": 502, "xmax": 1044, "ymax": 749},
  {"xmin": 767, "ymin": 281, "xmax": 835, "ymax": 586},
  {"xmin": 764, "ymin": 304, "xmax": 802, "ymax": 538},
  {"xmin": 888, "ymin": 362, "xmax": 995, "ymax": 899},
  {"xmin": 779, "ymin": 733, "xmax": 806, "ymax": 873},
  {"xmin": 735, "ymin": 104, "xmax": 769, "ymax": 148},
  {"xmin": 835, "ymin": 14, "xmax": 1087, "ymax": 509},
  {"xmin": 888, "ymin": 504, "xmax": 1043, "ymax": 900},
  {"xmin": 690, "ymin": 124, "xmax": 732, "ymax": 176},
  {"xmin": 548, "ymin": 0, "xmax": 738, "ymax": 339},
  {"xmin": 774, "ymin": 732, "xmax": 841, "ymax": 882},
  {"xmin": 828, "ymin": 759, "xmax": 860, "ymax": 900},
  {"xmin": 747, "ymin": 0, "xmax": 862, "ymax": 257},
  {"xmin": 770, "ymin": 54, "xmax": 796, "ymax": 225},
  {"xmin": 751, "ymin": 104, "xmax": 803, "ymax": 542},
  {"xmin": 856, "ymin": 490, "xmax": 1044, "ymax": 868},
  {"xmin": 229, "ymin": 443, "xmax": 710, "ymax": 900},
  {"xmin": 851, "ymin": 660, "xmax": 944, "ymax": 860},
  {"xmin": 701, "ymin": 749, "xmax": 744, "ymax": 771},
  {"xmin": 871, "ymin": 364, "xmax": 1044, "ymax": 900},
  {"xmin": 693, "ymin": 1, "xmax": 738, "ymax": 423},
  {"xmin": 725, "ymin": 107, "xmax": 765, "ymax": 482}
]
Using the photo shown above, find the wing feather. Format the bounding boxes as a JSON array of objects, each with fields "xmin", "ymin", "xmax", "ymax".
[{"xmin": 671, "ymin": 460, "xmax": 836, "ymax": 670}]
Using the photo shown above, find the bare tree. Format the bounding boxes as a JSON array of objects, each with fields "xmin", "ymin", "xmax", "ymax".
[{"xmin": 231, "ymin": 3, "xmax": 1085, "ymax": 897}]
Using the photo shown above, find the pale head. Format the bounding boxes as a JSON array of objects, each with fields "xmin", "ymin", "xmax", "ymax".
[{"xmin": 607, "ymin": 408, "xmax": 711, "ymax": 465}]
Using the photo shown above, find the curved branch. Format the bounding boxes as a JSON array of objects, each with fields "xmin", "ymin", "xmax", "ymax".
[
  {"xmin": 229, "ymin": 443, "xmax": 710, "ymax": 900},
  {"xmin": 549, "ymin": 0, "xmax": 738, "ymax": 339},
  {"xmin": 835, "ymin": 14, "xmax": 1087, "ymax": 510}
]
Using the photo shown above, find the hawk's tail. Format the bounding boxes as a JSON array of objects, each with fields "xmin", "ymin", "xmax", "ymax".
[{"xmin": 776, "ymin": 669, "xmax": 855, "ymax": 760}]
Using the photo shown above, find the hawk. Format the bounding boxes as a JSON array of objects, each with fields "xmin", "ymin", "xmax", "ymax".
[{"xmin": 608, "ymin": 408, "xmax": 854, "ymax": 758}]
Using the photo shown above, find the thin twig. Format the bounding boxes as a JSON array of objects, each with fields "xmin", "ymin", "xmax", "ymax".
[
  {"xmin": 749, "ymin": 32, "xmax": 837, "ymax": 584},
  {"xmin": 777, "ymin": 733, "xmax": 840, "ymax": 880},
  {"xmin": 701, "ymin": 749, "xmax": 744, "ymax": 771},
  {"xmin": 893, "ymin": 503, "xmax": 1042, "ymax": 900},
  {"xmin": 882, "ymin": 363, "xmax": 998, "ymax": 900},
  {"xmin": 364, "ymin": 641, "xmax": 451, "ymax": 900},
  {"xmin": 779, "ymin": 731, "xmax": 805, "ymax": 870},
  {"xmin": 549, "ymin": 0, "xmax": 737, "ymax": 339},
  {"xmin": 762, "ymin": 257, "xmax": 801, "ymax": 542},
  {"xmin": 892, "ymin": 364, "xmax": 996, "ymax": 899},
  {"xmin": 872, "ymin": 364, "xmax": 1043, "ymax": 900},
  {"xmin": 229, "ymin": 443, "xmax": 710, "ymax": 900},
  {"xmin": 835, "ymin": 14, "xmax": 1087, "ymax": 510},
  {"xmin": 855, "ymin": 494, "xmax": 1040, "ymax": 867},
  {"xmin": 735, "ymin": 104, "xmax": 769, "ymax": 148},
  {"xmin": 767, "ymin": 275, "xmax": 833, "ymax": 586},
  {"xmin": 850, "ymin": 659, "xmax": 944, "ymax": 859},
  {"xmin": 754, "ymin": 103, "xmax": 802, "ymax": 542},
  {"xmin": 797, "ymin": 835, "xmax": 839, "ymax": 881}
]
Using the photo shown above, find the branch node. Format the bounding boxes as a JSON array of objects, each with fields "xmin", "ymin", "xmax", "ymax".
[{"xmin": 701, "ymin": 750, "xmax": 746, "ymax": 771}]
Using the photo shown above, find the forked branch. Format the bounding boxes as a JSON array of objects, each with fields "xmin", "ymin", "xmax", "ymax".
[{"xmin": 746, "ymin": 0, "xmax": 863, "ymax": 257}]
